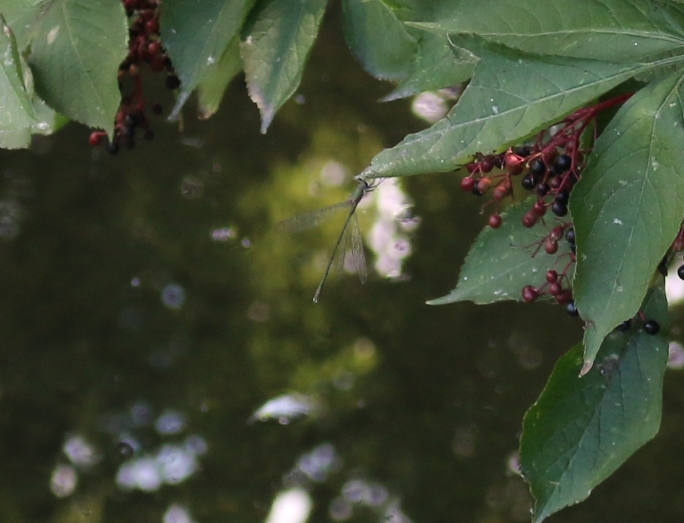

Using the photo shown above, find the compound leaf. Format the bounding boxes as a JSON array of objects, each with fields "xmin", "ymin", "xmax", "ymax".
[
  {"xmin": 571, "ymin": 70, "xmax": 684, "ymax": 373},
  {"xmin": 520, "ymin": 285, "xmax": 668, "ymax": 522}
]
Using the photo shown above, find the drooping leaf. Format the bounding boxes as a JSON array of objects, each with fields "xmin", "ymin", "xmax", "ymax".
[
  {"xmin": 361, "ymin": 39, "xmax": 655, "ymax": 179},
  {"xmin": 241, "ymin": 0, "xmax": 328, "ymax": 133},
  {"xmin": 2, "ymin": 0, "xmax": 43, "ymax": 50},
  {"xmin": 197, "ymin": 36, "xmax": 241, "ymax": 120},
  {"xmin": 0, "ymin": 15, "xmax": 37, "ymax": 149},
  {"xmin": 342, "ymin": 0, "xmax": 417, "ymax": 81},
  {"xmin": 412, "ymin": 0, "xmax": 684, "ymax": 62},
  {"xmin": 27, "ymin": 0, "xmax": 127, "ymax": 133},
  {"xmin": 520, "ymin": 285, "xmax": 668, "ymax": 523},
  {"xmin": 428, "ymin": 198, "xmax": 572, "ymax": 305},
  {"xmin": 571, "ymin": 71, "xmax": 684, "ymax": 374},
  {"xmin": 382, "ymin": 33, "xmax": 476, "ymax": 102},
  {"xmin": 160, "ymin": 0, "xmax": 255, "ymax": 119}
]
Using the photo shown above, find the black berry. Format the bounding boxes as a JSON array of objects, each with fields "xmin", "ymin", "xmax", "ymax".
[
  {"xmin": 521, "ymin": 174, "xmax": 536, "ymax": 190},
  {"xmin": 552, "ymin": 154, "xmax": 572, "ymax": 173},
  {"xmin": 106, "ymin": 142, "xmax": 119, "ymax": 155},
  {"xmin": 555, "ymin": 189, "xmax": 570, "ymax": 204},
  {"xmin": 566, "ymin": 301, "xmax": 579, "ymax": 316},
  {"xmin": 529, "ymin": 159, "xmax": 546, "ymax": 176},
  {"xmin": 536, "ymin": 182, "xmax": 550, "ymax": 197},
  {"xmin": 551, "ymin": 201, "xmax": 568, "ymax": 217},
  {"xmin": 165, "ymin": 73, "xmax": 181, "ymax": 90},
  {"xmin": 643, "ymin": 320, "xmax": 660, "ymax": 335},
  {"xmin": 678, "ymin": 264, "xmax": 684, "ymax": 280},
  {"xmin": 565, "ymin": 227, "xmax": 576, "ymax": 244},
  {"xmin": 616, "ymin": 319, "xmax": 631, "ymax": 332},
  {"xmin": 513, "ymin": 145, "xmax": 532, "ymax": 157}
]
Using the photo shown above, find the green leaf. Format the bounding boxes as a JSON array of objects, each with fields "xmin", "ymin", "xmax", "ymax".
[
  {"xmin": 197, "ymin": 36, "xmax": 241, "ymax": 120},
  {"xmin": 520, "ymin": 285, "xmax": 668, "ymax": 523},
  {"xmin": 2, "ymin": 0, "xmax": 43, "ymax": 50},
  {"xmin": 414, "ymin": 0, "xmax": 684, "ymax": 62},
  {"xmin": 241, "ymin": 0, "xmax": 328, "ymax": 133},
  {"xmin": 342, "ymin": 0, "xmax": 418, "ymax": 81},
  {"xmin": 571, "ymin": 71, "xmax": 684, "ymax": 374},
  {"xmin": 428, "ymin": 198, "xmax": 572, "ymax": 305},
  {"xmin": 382, "ymin": 33, "xmax": 476, "ymax": 101},
  {"xmin": 27, "ymin": 0, "xmax": 127, "ymax": 132},
  {"xmin": 30, "ymin": 94, "xmax": 69, "ymax": 136},
  {"xmin": 362, "ymin": 40, "xmax": 653, "ymax": 179},
  {"xmin": 161, "ymin": 0, "xmax": 255, "ymax": 119},
  {"xmin": 0, "ymin": 15, "xmax": 38, "ymax": 149}
]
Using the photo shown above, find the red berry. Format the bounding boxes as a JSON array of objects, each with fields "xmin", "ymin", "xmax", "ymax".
[
  {"xmin": 460, "ymin": 176, "xmax": 475, "ymax": 192},
  {"xmin": 546, "ymin": 270, "xmax": 558, "ymax": 283},
  {"xmin": 477, "ymin": 177, "xmax": 492, "ymax": 193},
  {"xmin": 549, "ymin": 226, "xmax": 564, "ymax": 241},
  {"xmin": 522, "ymin": 285, "xmax": 538, "ymax": 303},
  {"xmin": 145, "ymin": 19, "xmax": 159, "ymax": 34},
  {"xmin": 555, "ymin": 290, "xmax": 573, "ymax": 304},
  {"xmin": 88, "ymin": 131, "xmax": 104, "ymax": 146},
  {"xmin": 532, "ymin": 200, "xmax": 547, "ymax": 217},
  {"xmin": 522, "ymin": 210, "xmax": 538, "ymax": 228},
  {"xmin": 492, "ymin": 186, "xmax": 507, "ymax": 201},
  {"xmin": 544, "ymin": 239, "xmax": 558, "ymax": 254},
  {"xmin": 148, "ymin": 41, "xmax": 162, "ymax": 57},
  {"xmin": 480, "ymin": 158, "xmax": 494, "ymax": 173},
  {"xmin": 488, "ymin": 214, "xmax": 503, "ymax": 229},
  {"xmin": 548, "ymin": 282, "xmax": 562, "ymax": 296},
  {"xmin": 504, "ymin": 153, "xmax": 525, "ymax": 175}
]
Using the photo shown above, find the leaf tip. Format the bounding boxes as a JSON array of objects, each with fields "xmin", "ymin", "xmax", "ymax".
[{"xmin": 579, "ymin": 359, "xmax": 593, "ymax": 377}]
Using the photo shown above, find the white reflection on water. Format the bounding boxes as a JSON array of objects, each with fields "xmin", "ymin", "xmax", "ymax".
[
  {"xmin": 668, "ymin": 341, "xmax": 684, "ymax": 370},
  {"xmin": 265, "ymin": 489, "xmax": 312, "ymax": 523},
  {"xmin": 164, "ymin": 504, "xmax": 196, "ymax": 523},
  {"xmin": 411, "ymin": 88, "xmax": 461, "ymax": 124},
  {"xmin": 155, "ymin": 409, "xmax": 186, "ymax": 434},
  {"xmin": 63, "ymin": 434, "xmax": 100, "ymax": 467},
  {"xmin": 295, "ymin": 443, "xmax": 338, "ymax": 483},
  {"xmin": 210, "ymin": 227, "xmax": 237, "ymax": 242},
  {"xmin": 666, "ymin": 267, "xmax": 684, "ymax": 305},
  {"xmin": 367, "ymin": 178, "xmax": 417, "ymax": 281},
  {"xmin": 161, "ymin": 283, "xmax": 186, "ymax": 309},
  {"xmin": 115, "ymin": 435, "xmax": 207, "ymax": 492},
  {"xmin": 249, "ymin": 393, "xmax": 316, "ymax": 424},
  {"xmin": 50, "ymin": 464, "xmax": 77, "ymax": 497},
  {"xmin": 282, "ymin": 443, "xmax": 412, "ymax": 523}
]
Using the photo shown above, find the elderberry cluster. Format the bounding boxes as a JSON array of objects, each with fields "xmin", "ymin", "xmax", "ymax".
[
  {"xmin": 521, "ymin": 223, "xmax": 577, "ymax": 312},
  {"xmin": 461, "ymin": 95, "xmax": 637, "ymax": 315},
  {"xmin": 89, "ymin": 0, "xmax": 180, "ymax": 154},
  {"xmin": 461, "ymin": 137, "xmax": 584, "ymax": 230}
]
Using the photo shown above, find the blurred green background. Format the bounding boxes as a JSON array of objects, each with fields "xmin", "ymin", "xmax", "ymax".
[{"xmin": 2, "ymin": 6, "xmax": 684, "ymax": 523}]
